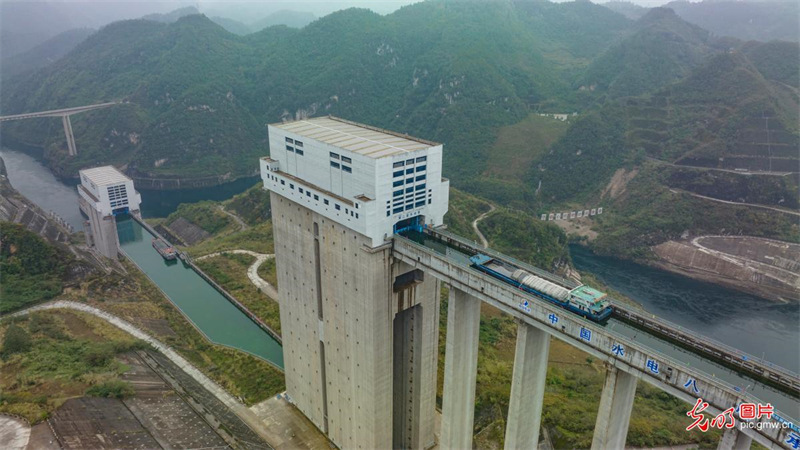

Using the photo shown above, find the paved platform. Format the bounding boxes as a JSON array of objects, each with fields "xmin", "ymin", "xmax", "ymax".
[{"xmin": 249, "ymin": 394, "xmax": 332, "ymax": 449}]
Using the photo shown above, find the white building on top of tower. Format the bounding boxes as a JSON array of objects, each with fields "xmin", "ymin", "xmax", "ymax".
[
  {"xmin": 260, "ymin": 115, "xmax": 449, "ymax": 247},
  {"xmin": 78, "ymin": 165, "xmax": 141, "ymax": 217}
]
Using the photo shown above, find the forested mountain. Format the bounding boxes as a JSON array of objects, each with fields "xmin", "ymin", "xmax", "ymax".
[
  {"xmin": 0, "ymin": 28, "xmax": 95, "ymax": 80},
  {"xmin": 664, "ymin": 0, "xmax": 799, "ymax": 42},
  {"xmin": 580, "ymin": 8, "xmax": 714, "ymax": 99},
  {"xmin": 0, "ymin": 1, "xmax": 632, "ymax": 183}
]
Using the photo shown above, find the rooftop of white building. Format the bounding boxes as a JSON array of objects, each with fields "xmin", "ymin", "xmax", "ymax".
[
  {"xmin": 79, "ymin": 166, "xmax": 130, "ymax": 186},
  {"xmin": 270, "ymin": 116, "xmax": 439, "ymax": 159}
]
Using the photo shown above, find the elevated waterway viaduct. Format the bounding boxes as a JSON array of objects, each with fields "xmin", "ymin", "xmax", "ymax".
[{"xmin": 392, "ymin": 228, "xmax": 799, "ymax": 449}]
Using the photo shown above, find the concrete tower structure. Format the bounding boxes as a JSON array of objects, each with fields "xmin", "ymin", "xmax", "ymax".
[
  {"xmin": 77, "ymin": 166, "xmax": 141, "ymax": 259},
  {"xmin": 261, "ymin": 116, "xmax": 449, "ymax": 449}
]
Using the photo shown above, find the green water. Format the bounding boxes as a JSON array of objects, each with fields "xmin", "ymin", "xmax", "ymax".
[{"xmin": 116, "ymin": 216, "xmax": 284, "ymax": 368}]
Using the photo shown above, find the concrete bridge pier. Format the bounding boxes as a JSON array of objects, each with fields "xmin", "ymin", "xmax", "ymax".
[
  {"xmin": 440, "ymin": 287, "xmax": 481, "ymax": 449},
  {"xmin": 591, "ymin": 365, "xmax": 638, "ymax": 450},
  {"xmin": 503, "ymin": 321, "xmax": 550, "ymax": 449},
  {"xmin": 717, "ymin": 428, "xmax": 753, "ymax": 450}
]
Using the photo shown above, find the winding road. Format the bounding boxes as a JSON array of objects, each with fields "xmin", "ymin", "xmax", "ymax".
[
  {"xmin": 471, "ymin": 204, "xmax": 496, "ymax": 248},
  {"xmin": 197, "ymin": 250, "xmax": 279, "ymax": 302}
]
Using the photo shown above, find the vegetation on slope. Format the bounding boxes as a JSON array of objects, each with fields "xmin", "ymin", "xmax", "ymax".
[
  {"xmin": 0, "ymin": 311, "xmax": 144, "ymax": 422},
  {"xmin": 581, "ymin": 8, "xmax": 712, "ymax": 99},
  {"xmin": 225, "ymin": 183, "xmax": 271, "ymax": 226},
  {"xmin": 0, "ymin": 222, "xmax": 79, "ymax": 312},
  {"xmin": 166, "ymin": 201, "xmax": 233, "ymax": 235}
]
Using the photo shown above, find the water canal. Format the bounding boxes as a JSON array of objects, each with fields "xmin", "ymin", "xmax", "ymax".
[{"xmin": 116, "ymin": 216, "xmax": 283, "ymax": 367}]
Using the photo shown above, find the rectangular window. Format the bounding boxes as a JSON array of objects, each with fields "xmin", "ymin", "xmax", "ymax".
[
  {"xmin": 324, "ymin": 199, "xmax": 329, "ymax": 205},
  {"xmin": 342, "ymin": 165, "xmax": 352, "ymax": 173},
  {"xmin": 314, "ymin": 194, "xmax": 319, "ymax": 200},
  {"xmin": 415, "ymin": 175, "xmax": 426, "ymax": 182},
  {"xmin": 355, "ymin": 204, "xmax": 359, "ymax": 209},
  {"xmin": 355, "ymin": 213, "xmax": 359, "ymax": 218},
  {"xmin": 416, "ymin": 156, "xmax": 427, "ymax": 163},
  {"xmin": 393, "ymin": 207, "xmax": 403, "ymax": 214},
  {"xmin": 341, "ymin": 156, "xmax": 352, "ymax": 164},
  {"xmin": 406, "ymin": 178, "xmax": 413, "ymax": 185},
  {"xmin": 335, "ymin": 204, "xmax": 341, "ymax": 211},
  {"xmin": 280, "ymin": 180, "xmax": 285, "ymax": 185},
  {"xmin": 406, "ymin": 168, "xmax": 414, "ymax": 174},
  {"xmin": 296, "ymin": 149, "xmax": 304, "ymax": 155},
  {"xmin": 306, "ymin": 191, "xmax": 311, "ymax": 197},
  {"xmin": 405, "ymin": 187, "xmax": 414, "ymax": 193},
  {"xmin": 290, "ymin": 183, "xmax": 294, "ymax": 189},
  {"xmin": 331, "ymin": 162, "xmax": 340, "ymax": 169},
  {"xmin": 386, "ymin": 211, "xmax": 391, "ymax": 217},
  {"xmin": 393, "ymin": 170, "xmax": 404, "ymax": 178},
  {"xmin": 393, "ymin": 189, "xmax": 403, "ymax": 197},
  {"xmin": 393, "ymin": 161, "xmax": 404, "ymax": 168},
  {"xmin": 428, "ymin": 199, "xmax": 432, "ymax": 204},
  {"xmin": 405, "ymin": 204, "xmax": 413, "ymax": 211},
  {"xmin": 295, "ymin": 140, "xmax": 303, "ymax": 147},
  {"xmin": 330, "ymin": 152, "xmax": 340, "ymax": 159},
  {"xmin": 406, "ymin": 159, "xmax": 414, "ymax": 164},
  {"xmin": 286, "ymin": 137, "xmax": 294, "ymax": 144},
  {"xmin": 415, "ymin": 183, "xmax": 426, "ymax": 191},
  {"xmin": 417, "ymin": 165, "xmax": 426, "ymax": 172},
  {"xmin": 415, "ymin": 201, "xmax": 425, "ymax": 208},
  {"xmin": 286, "ymin": 145, "xmax": 294, "ymax": 152},
  {"xmin": 299, "ymin": 188, "xmax": 304, "ymax": 194}
]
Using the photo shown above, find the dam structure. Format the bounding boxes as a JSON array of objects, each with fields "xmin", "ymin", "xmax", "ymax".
[
  {"xmin": 263, "ymin": 117, "xmax": 799, "ymax": 450},
  {"xmin": 77, "ymin": 165, "xmax": 141, "ymax": 259}
]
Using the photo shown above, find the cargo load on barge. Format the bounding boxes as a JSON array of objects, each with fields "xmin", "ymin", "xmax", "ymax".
[
  {"xmin": 470, "ymin": 253, "xmax": 613, "ymax": 322},
  {"xmin": 152, "ymin": 237, "xmax": 177, "ymax": 261}
]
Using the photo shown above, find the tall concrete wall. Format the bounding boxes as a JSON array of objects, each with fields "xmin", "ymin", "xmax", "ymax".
[
  {"xmin": 272, "ymin": 193, "xmax": 439, "ymax": 449},
  {"xmin": 79, "ymin": 196, "xmax": 119, "ymax": 259}
]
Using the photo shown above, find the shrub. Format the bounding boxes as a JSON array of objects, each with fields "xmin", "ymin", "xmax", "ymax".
[
  {"xmin": 86, "ymin": 380, "xmax": 135, "ymax": 399},
  {"xmin": 2, "ymin": 324, "xmax": 32, "ymax": 356}
]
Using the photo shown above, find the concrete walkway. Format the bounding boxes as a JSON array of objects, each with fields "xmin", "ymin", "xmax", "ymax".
[
  {"xmin": 0, "ymin": 415, "xmax": 30, "ymax": 450},
  {"xmin": 7, "ymin": 301, "xmax": 280, "ymax": 447},
  {"xmin": 197, "ymin": 250, "xmax": 279, "ymax": 302},
  {"xmin": 471, "ymin": 204, "xmax": 496, "ymax": 248}
]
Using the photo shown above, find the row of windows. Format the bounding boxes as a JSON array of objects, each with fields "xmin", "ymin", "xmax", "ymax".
[
  {"xmin": 285, "ymin": 137, "xmax": 304, "ymax": 147},
  {"xmin": 392, "ymin": 156, "xmax": 427, "ymax": 168},
  {"xmin": 392, "ymin": 183, "xmax": 426, "ymax": 198},
  {"xmin": 392, "ymin": 174, "xmax": 426, "ymax": 187},
  {"xmin": 330, "ymin": 152, "xmax": 352, "ymax": 164},
  {"xmin": 388, "ymin": 199, "xmax": 430, "ymax": 216},
  {"xmin": 286, "ymin": 145, "xmax": 305, "ymax": 155},
  {"xmin": 330, "ymin": 161, "xmax": 352, "ymax": 173},
  {"xmin": 392, "ymin": 165, "xmax": 426, "ymax": 178},
  {"xmin": 264, "ymin": 173, "xmax": 360, "ymax": 219}
]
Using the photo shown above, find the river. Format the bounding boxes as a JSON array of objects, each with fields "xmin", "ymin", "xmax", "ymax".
[{"xmin": 570, "ymin": 244, "xmax": 800, "ymax": 373}]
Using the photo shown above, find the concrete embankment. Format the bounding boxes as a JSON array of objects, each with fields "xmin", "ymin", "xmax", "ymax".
[{"xmin": 652, "ymin": 235, "xmax": 800, "ymax": 302}]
